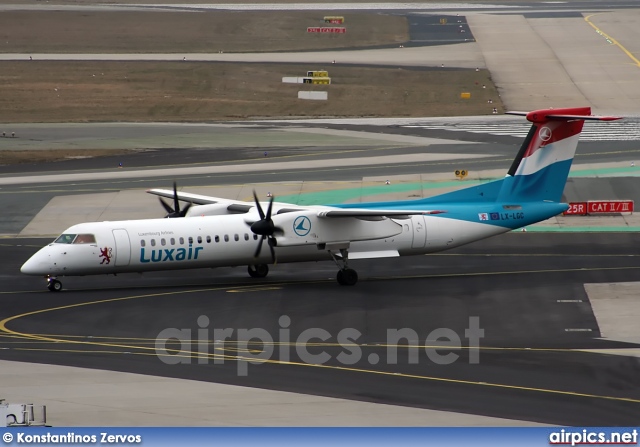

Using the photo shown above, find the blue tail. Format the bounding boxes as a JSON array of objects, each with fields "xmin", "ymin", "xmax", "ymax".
[{"xmin": 419, "ymin": 107, "xmax": 620, "ymax": 205}]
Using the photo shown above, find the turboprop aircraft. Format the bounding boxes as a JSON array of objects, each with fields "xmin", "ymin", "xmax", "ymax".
[{"xmin": 21, "ymin": 107, "xmax": 620, "ymax": 291}]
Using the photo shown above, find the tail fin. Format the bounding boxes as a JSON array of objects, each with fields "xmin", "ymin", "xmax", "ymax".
[{"xmin": 497, "ymin": 107, "xmax": 621, "ymax": 202}]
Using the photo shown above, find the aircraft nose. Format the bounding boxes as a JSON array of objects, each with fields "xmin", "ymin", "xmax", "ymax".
[{"xmin": 21, "ymin": 252, "xmax": 50, "ymax": 275}]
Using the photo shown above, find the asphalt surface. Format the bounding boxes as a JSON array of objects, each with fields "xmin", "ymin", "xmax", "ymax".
[{"xmin": 2, "ymin": 233, "xmax": 640, "ymax": 426}]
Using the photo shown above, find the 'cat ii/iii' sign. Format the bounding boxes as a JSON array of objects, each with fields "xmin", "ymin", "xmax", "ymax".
[{"xmin": 564, "ymin": 200, "xmax": 634, "ymax": 215}]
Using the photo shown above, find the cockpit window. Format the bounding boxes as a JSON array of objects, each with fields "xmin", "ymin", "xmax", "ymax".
[
  {"xmin": 73, "ymin": 234, "xmax": 96, "ymax": 244},
  {"xmin": 54, "ymin": 234, "xmax": 77, "ymax": 244}
]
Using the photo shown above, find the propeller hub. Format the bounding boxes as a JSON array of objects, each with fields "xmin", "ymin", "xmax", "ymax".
[{"xmin": 250, "ymin": 220, "xmax": 274, "ymax": 236}]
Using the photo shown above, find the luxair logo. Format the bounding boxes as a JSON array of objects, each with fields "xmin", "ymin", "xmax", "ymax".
[
  {"xmin": 140, "ymin": 244, "xmax": 203, "ymax": 263},
  {"xmin": 293, "ymin": 216, "xmax": 311, "ymax": 236}
]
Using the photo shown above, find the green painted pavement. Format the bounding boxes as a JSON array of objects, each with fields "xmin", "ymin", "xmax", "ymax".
[
  {"xmin": 569, "ymin": 166, "xmax": 640, "ymax": 177},
  {"xmin": 519, "ymin": 226, "xmax": 640, "ymax": 233}
]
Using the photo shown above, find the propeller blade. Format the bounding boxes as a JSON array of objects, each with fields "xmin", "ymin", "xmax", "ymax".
[
  {"xmin": 268, "ymin": 238, "xmax": 276, "ymax": 264},
  {"xmin": 180, "ymin": 202, "xmax": 193, "ymax": 217},
  {"xmin": 159, "ymin": 197, "xmax": 174, "ymax": 215},
  {"xmin": 253, "ymin": 190, "xmax": 265, "ymax": 220},
  {"xmin": 265, "ymin": 195, "xmax": 274, "ymax": 221},
  {"xmin": 172, "ymin": 182, "xmax": 180, "ymax": 215},
  {"xmin": 253, "ymin": 236, "xmax": 264, "ymax": 258}
]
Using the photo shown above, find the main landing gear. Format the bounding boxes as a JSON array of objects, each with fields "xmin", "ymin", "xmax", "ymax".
[
  {"xmin": 46, "ymin": 276, "xmax": 62, "ymax": 292},
  {"xmin": 247, "ymin": 264, "xmax": 269, "ymax": 278},
  {"xmin": 330, "ymin": 248, "xmax": 358, "ymax": 286}
]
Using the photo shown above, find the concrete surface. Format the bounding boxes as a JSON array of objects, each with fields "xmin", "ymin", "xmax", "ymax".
[
  {"xmin": 0, "ymin": 360, "xmax": 547, "ymax": 426},
  {"xmin": 0, "ymin": 43, "xmax": 485, "ymax": 68},
  {"xmin": 584, "ymin": 282, "xmax": 640, "ymax": 345},
  {"xmin": 468, "ymin": 12, "xmax": 640, "ymax": 114},
  {"xmin": 0, "ymin": 124, "xmax": 425, "ymax": 151}
]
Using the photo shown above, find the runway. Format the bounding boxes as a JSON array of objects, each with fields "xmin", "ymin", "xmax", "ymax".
[{"xmin": 2, "ymin": 233, "xmax": 640, "ymax": 425}]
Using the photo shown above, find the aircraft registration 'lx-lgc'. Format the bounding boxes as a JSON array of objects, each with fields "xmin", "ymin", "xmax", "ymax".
[{"xmin": 21, "ymin": 108, "xmax": 621, "ymax": 291}]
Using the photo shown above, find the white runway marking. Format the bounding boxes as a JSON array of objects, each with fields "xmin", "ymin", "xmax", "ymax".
[
  {"xmin": 402, "ymin": 120, "xmax": 640, "ymax": 142},
  {"xmin": 269, "ymin": 116, "xmax": 640, "ymax": 142}
]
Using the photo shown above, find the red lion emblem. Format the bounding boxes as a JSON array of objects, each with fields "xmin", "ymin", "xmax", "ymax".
[{"xmin": 99, "ymin": 247, "xmax": 113, "ymax": 265}]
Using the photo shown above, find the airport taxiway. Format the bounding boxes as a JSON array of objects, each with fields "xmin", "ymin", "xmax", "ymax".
[{"xmin": 1, "ymin": 233, "xmax": 640, "ymax": 426}]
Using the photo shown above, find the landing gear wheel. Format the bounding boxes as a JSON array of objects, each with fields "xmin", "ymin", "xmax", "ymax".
[
  {"xmin": 47, "ymin": 279, "xmax": 62, "ymax": 292},
  {"xmin": 247, "ymin": 264, "xmax": 269, "ymax": 278},
  {"xmin": 337, "ymin": 268, "xmax": 358, "ymax": 286}
]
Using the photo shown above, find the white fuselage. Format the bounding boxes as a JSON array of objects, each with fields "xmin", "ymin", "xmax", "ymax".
[{"xmin": 20, "ymin": 212, "xmax": 507, "ymax": 277}]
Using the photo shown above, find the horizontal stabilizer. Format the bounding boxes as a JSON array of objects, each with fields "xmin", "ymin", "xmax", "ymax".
[{"xmin": 506, "ymin": 109, "xmax": 621, "ymax": 122}]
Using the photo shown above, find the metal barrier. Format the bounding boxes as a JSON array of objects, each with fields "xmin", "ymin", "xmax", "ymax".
[{"xmin": 1, "ymin": 400, "xmax": 47, "ymax": 427}]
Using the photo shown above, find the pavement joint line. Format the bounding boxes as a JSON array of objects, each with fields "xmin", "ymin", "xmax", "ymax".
[{"xmin": 584, "ymin": 13, "xmax": 640, "ymax": 68}]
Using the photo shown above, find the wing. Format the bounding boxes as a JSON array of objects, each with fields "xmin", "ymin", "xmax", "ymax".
[
  {"xmin": 147, "ymin": 188, "xmax": 293, "ymax": 215},
  {"xmin": 147, "ymin": 188, "xmax": 444, "ymax": 219},
  {"xmin": 147, "ymin": 188, "xmax": 239, "ymax": 206},
  {"xmin": 316, "ymin": 209, "xmax": 445, "ymax": 219}
]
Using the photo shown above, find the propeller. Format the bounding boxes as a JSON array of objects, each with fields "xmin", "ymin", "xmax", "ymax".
[
  {"xmin": 158, "ymin": 182, "xmax": 192, "ymax": 218},
  {"xmin": 246, "ymin": 191, "xmax": 281, "ymax": 263}
]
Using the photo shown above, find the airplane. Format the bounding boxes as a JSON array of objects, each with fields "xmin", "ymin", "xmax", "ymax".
[{"xmin": 20, "ymin": 107, "xmax": 621, "ymax": 291}]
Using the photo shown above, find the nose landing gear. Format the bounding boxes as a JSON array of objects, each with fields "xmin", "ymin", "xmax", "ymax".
[
  {"xmin": 46, "ymin": 277, "xmax": 62, "ymax": 292},
  {"xmin": 247, "ymin": 264, "xmax": 269, "ymax": 278}
]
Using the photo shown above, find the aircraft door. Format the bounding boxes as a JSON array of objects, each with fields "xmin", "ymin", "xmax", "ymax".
[
  {"xmin": 411, "ymin": 215, "xmax": 427, "ymax": 249},
  {"xmin": 112, "ymin": 229, "xmax": 131, "ymax": 266}
]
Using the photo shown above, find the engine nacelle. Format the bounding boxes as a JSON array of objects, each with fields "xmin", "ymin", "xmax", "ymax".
[{"xmin": 272, "ymin": 211, "xmax": 403, "ymax": 247}]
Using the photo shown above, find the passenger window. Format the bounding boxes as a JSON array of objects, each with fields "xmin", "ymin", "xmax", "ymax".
[
  {"xmin": 234, "ymin": 234, "xmax": 239, "ymax": 242},
  {"xmin": 179, "ymin": 237, "xmax": 184, "ymax": 245},
  {"xmin": 170, "ymin": 238, "xmax": 175, "ymax": 245},
  {"xmin": 197, "ymin": 236, "xmax": 203, "ymax": 244},
  {"xmin": 141, "ymin": 240, "xmax": 146, "ymax": 247},
  {"xmin": 244, "ymin": 234, "xmax": 249, "ymax": 241},
  {"xmin": 73, "ymin": 234, "xmax": 96, "ymax": 244},
  {"xmin": 206, "ymin": 236, "xmax": 211, "ymax": 243},
  {"xmin": 54, "ymin": 234, "xmax": 76, "ymax": 244},
  {"xmin": 253, "ymin": 234, "xmax": 258, "ymax": 241},
  {"xmin": 215, "ymin": 236, "xmax": 220, "ymax": 243},
  {"xmin": 161, "ymin": 238, "xmax": 166, "ymax": 246},
  {"xmin": 188, "ymin": 237, "xmax": 193, "ymax": 244},
  {"xmin": 151, "ymin": 239, "xmax": 156, "ymax": 247},
  {"xmin": 224, "ymin": 235, "xmax": 229, "ymax": 242}
]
